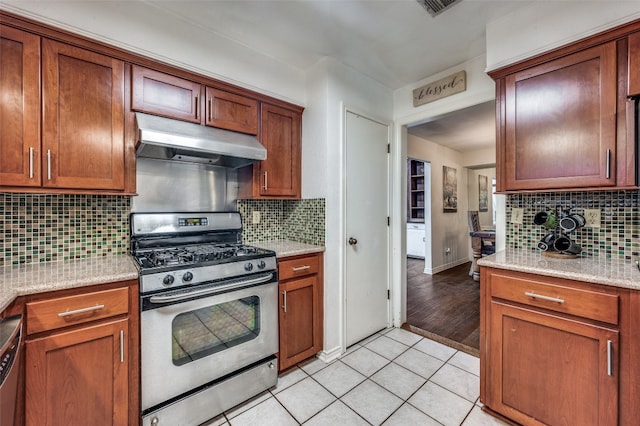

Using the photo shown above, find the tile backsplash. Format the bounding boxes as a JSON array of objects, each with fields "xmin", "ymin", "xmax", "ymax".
[
  {"xmin": 1, "ymin": 193, "xmax": 130, "ymax": 266},
  {"xmin": 506, "ymin": 190, "xmax": 639, "ymax": 260},
  {"xmin": 238, "ymin": 198, "xmax": 325, "ymax": 245}
]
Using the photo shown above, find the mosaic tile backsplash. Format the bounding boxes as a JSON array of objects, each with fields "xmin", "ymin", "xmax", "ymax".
[
  {"xmin": 1, "ymin": 194, "xmax": 130, "ymax": 266},
  {"xmin": 506, "ymin": 191, "xmax": 639, "ymax": 260},
  {"xmin": 238, "ymin": 198, "xmax": 325, "ymax": 246}
]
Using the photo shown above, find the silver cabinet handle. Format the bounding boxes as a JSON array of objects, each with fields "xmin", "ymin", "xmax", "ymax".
[
  {"xmin": 263, "ymin": 171, "xmax": 268, "ymax": 190},
  {"xmin": 208, "ymin": 98, "xmax": 213, "ymax": 121},
  {"xmin": 47, "ymin": 149, "xmax": 52, "ymax": 180},
  {"xmin": 282, "ymin": 290, "xmax": 287, "ymax": 313},
  {"xmin": 524, "ymin": 292, "xmax": 564, "ymax": 304},
  {"xmin": 292, "ymin": 265, "xmax": 310, "ymax": 272},
  {"xmin": 120, "ymin": 330, "xmax": 125, "ymax": 363},
  {"xmin": 607, "ymin": 340, "xmax": 613, "ymax": 376},
  {"xmin": 195, "ymin": 94, "xmax": 199, "ymax": 119},
  {"xmin": 29, "ymin": 147, "xmax": 34, "ymax": 178},
  {"xmin": 57, "ymin": 304, "xmax": 105, "ymax": 317},
  {"xmin": 605, "ymin": 149, "xmax": 611, "ymax": 179}
]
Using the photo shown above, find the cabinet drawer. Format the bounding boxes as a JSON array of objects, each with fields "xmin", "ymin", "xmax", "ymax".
[
  {"xmin": 490, "ymin": 273, "xmax": 618, "ymax": 324},
  {"xmin": 26, "ymin": 287, "xmax": 129, "ymax": 334},
  {"xmin": 278, "ymin": 255, "xmax": 320, "ymax": 280}
]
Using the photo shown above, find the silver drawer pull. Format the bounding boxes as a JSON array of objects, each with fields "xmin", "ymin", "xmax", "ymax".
[
  {"xmin": 57, "ymin": 304, "xmax": 105, "ymax": 317},
  {"xmin": 292, "ymin": 265, "xmax": 311, "ymax": 272},
  {"xmin": 607, "ymin": 340, "xmax": 613, "ymax": 376},
  {"xmin": 524, "ymin": 292, "xmax": 565, "ymax": 304}
]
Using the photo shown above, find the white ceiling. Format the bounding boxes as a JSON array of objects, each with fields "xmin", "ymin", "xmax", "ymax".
[
  {"xmin": 139, "ymin": 0, "xmax": 530, "ymax": 90},
  {"xmin": 408, "ymin": 100, "xmax": 496, "ymax": 152}
]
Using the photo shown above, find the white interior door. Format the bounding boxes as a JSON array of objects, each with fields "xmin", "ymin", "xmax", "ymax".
[{"xmin": 345, "ymin": 110, "xmax": 390, "ymax": 347}]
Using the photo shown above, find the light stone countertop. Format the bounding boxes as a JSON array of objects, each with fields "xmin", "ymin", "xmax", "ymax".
[
  {"xmin": 1, "ymin": 255, "xmax": 139, "ymax": 312},
  {"xmin": 478, "ymin": 249, "xmax": 640, "ymax": 290},
  {"xmin": 247, "ymin": 240, "xmax": 325, "ymax": 258}
]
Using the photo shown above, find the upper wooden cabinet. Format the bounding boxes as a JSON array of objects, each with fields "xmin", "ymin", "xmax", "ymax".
[
  {"xmin": 628, "ymin": 31, "xmax": 640, "ymax": 96},
  {"xmin": 0, "ymin": 25, "xmax": 40, "ymax": 187},
  {"xmin": 42, "ymin": 40, "xmax": 126, "ymax": 190},
  {"xmin": 0, "ymin": 25, "xmax": 129, "ymax": 193},
  {"xmin": 131, "ymin": 65, "xmax": 259, "ymax": 134},
  {"xmin": 131, "ymin": 65, "xmax": 202, "ymax": 124},
  {"xmin": 494, "ymin": 42, "xmax": 619, "ymax": 191},
  {"xmin": 239, "ymin": 103, "xmax": 302, "ymax": 199},
  {"xmin": 205, "ymin": 87, "xmax": 258, "ymax": 134}
]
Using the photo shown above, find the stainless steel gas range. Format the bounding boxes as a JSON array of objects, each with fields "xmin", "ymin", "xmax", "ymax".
[{"xmin": 130, "ymin": 212, "xmax": 278, "ymax": 426}]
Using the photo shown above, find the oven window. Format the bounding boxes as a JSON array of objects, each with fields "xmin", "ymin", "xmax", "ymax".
[{"xmin": 171, "ymin": 296, "xmax": 260, "ymax": 366}]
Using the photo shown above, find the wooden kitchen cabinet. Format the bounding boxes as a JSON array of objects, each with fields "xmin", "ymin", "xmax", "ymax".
[
  {"xmin": 480, "ymin": 267, "xmax": 624, "ymax": 425},
  {"xmin": 131, "ymin": 65, "xmax": 259, "ymax": 134},
  {"xmin": 131, "ymin": 65, "xmax": 203, "ymax": 123},
  {"xmin": 628, "ymin": 31, "xmax": 640, "ymax": 96},
  {"xmin": 23, "ymin": 280, "xmax": 138, "ymax": 426},
  {"xmin": 0, "ymin": 25, "xmax": 40, "ymax": 188},
  {"xmin": 493, "ymin": 42, "xmax": 619, "ymax": 191},
  {"xmin": 42, "ymin": 39, "xmax": 126, "ymax": 191},
  {"xmin": 278, "ymin": 252, "xmax": 323, "ymax": 371},
  {"xmin": 239, "ymin": 103, "xmax": 302, "ymax": 199}
]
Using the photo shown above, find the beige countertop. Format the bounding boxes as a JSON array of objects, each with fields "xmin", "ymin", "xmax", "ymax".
[
  {"xmin": 248, "ymin": 240, "xmax": 325, "ymax": 258},
  {"xmin": 478, "ymin": 249, "xmax": 640, "ymax": 290},
  {"xmin": 1, "ymin": 255, "xmax": 139, "ymax": 312}
]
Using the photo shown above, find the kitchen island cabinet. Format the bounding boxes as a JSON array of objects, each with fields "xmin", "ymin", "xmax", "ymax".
[
  {"xmin": 22, "ymin": 280, "xmax": 139, "ymax": 426},
  {"xmin": 278, "ymin": 252, "xmax": 323, "ymax": 371},
  {"xmin": 480, "ymin": 266, "xmax": 637, "ymax": 425}
]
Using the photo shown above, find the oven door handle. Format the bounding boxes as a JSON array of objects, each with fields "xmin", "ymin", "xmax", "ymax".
[{"xmin": 148, "ymin": 272, "xmax": 274, "ymax": 304}]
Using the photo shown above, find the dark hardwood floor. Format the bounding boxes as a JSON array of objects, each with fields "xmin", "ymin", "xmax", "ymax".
[{"xmin": 405, "ymin": 258, "xmax": 480, "ymax": 355}]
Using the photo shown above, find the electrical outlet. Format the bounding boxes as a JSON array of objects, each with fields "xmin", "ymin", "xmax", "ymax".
[
  {"xmin": 252, "ymin": 210, "xmax": 261, "ymax": 224},
  {"xmin": 584, "ymin": 208, "xmax": 601, "ymax": 228},
  {"xmin": 511, "ymin": 208, "xmax": 524, "ymax": 224},
  {"xmin": 445, "ymin": 247, "xmax": 451, "ymax": 255}
]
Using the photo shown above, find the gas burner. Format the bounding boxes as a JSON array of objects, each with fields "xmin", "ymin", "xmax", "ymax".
[{"xmin": 134, "ymin": 243, "xmax": 271, "ymax": 269}]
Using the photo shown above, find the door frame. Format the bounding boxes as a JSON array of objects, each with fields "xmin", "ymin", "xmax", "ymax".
[{"xmin": 341, "ymin": 104, "xmax": 392, "ymax": 352}]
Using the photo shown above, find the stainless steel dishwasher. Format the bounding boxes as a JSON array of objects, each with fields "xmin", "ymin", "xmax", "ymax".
[{"xmin": 0, "ymin": 314, "xmax": 22, "ymax": 426}]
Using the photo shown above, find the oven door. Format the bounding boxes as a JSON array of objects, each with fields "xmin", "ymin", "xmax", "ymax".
[{"xmin": 140, "ymin": 272, "xmax": 278, "ymax": 411}]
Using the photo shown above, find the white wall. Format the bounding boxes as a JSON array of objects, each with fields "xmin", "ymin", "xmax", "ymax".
[
  {"xmin": 2, "ymin": 2, "xmax": 306, "ymax": 105},
  {"xmin": 486, "ymin": 2, "xmax": 640, "ymax": 72},
  {"xmin": 407, "ymin": 134, "xmax": 470, "ymax": 273},
  {"xmin": 305, "ymin": 58, "xmax": 393, "ymax": 359}
]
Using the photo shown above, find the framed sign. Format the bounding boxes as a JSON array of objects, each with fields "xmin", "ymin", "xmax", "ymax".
[
  {"xmin": 479, "ymin": 175, "xmax": 488, "ymax": 212},
  {"xmin": 443, "ymin": 166, "xmax": 457, "ymax": 213},
  {"xmin": 413, "ymin": 71, "xmax": 466, "ymax": 107}
]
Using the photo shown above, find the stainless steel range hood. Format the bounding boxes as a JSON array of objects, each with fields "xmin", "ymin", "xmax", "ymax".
[{"xmin": 135, "ymin": 112, "xmax": 266, "ymax": 168}]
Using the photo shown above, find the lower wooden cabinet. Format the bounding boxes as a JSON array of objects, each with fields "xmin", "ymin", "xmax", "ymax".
[
  {"xmin": 278, "ymin": 253, "xmax": 323, "ymax": 371},
  {"xmin": 480, "ymin": 267, "xmax": 628, "ymax": 425},
  {"xmin": 22, "ymin": 280, "xmax": 138, "ymax": 426}
]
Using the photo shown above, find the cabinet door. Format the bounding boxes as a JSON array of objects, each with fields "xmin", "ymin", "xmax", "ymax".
[
  {"xmin": 629, "ymin": 31, "xmax": 640, "ymax": 96},
  {"xmin": 502, "ymin": 42, "xmax": 617, "ymax": 190},
  {"xmin": 279, "ymin": 275, "xmax": 322, "ymax": 371},
  {"xmin": 25, "ymin": 318, "xmax": 129, "ymax": 426},
  {"xmin": 131, "ymin": 65, "xmax": 202, "ymax": 123},
  {"xmin": 42, "ymin": 40, "xmax": 125, "ymax": 190},
  {"xmin": 487, "ymin": 301, "xmax": 618, "ymax": 426},
  {"xmin": 205, "ymin": 87, "xmax": 258, "ymax": 134},
  {"xmin": 258, "ymin": 103, "xmax": 301, "ymax": 198},
  {"xmin": 0, "ymin": 25, "xmax": 40, "ymax": 187}
]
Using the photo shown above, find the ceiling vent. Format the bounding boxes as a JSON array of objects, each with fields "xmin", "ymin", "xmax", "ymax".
[{"xmin": 416, "ymin": 0, "xmax": 463, "ymax": 17}]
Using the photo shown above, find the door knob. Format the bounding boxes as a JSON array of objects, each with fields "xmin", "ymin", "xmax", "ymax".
[{"xmin": 348, "ymin": 237, "xmax": 358, "ymax": 245}]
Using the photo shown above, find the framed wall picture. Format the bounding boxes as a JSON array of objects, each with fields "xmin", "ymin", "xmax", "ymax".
[
  {"xmin": 479, "ymin": 175, "xmax": 488, "ymax": 212},
  {"xmin": 443, "ymin": 166, "xmax": 457, "ymax": 213}
]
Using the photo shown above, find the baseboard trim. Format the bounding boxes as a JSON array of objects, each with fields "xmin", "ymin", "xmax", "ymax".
[
  {"xmin": 426, "ymin": 258, "xmax": 470, "ymax": 275},
  {"xmin": 318, "ymin": 346, "xmax": 342, "ymax": 363}
]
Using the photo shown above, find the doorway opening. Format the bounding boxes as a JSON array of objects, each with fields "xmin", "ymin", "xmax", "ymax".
[{"xmin": 401, "ymin": 100, "xmax": 496, "ymax": 356}]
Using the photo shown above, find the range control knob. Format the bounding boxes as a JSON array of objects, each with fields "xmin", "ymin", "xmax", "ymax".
[
  {"xmin": 162, "ymin": 275, "xmax": 175, "ymax": 286},
  {"xmin": 183, "ymin": 272, "xmax": 194, "ymax": 282},
  {"xmin": 244, "ymin": 262, "xmax": 254, "ymax": 272},
  {"xmin": 257, "ymin": 260, "xmax": 266, "ymax": 269}
]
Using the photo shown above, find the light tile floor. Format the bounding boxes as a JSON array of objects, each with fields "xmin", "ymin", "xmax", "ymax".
[{"xmin": 204, "ymin": 327, "xmax": 509, "ymax": 426}]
